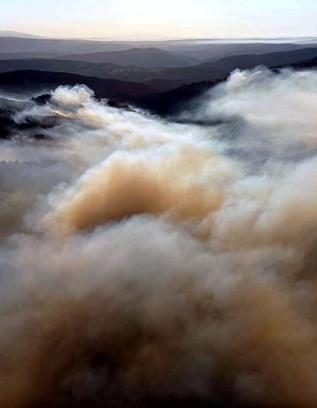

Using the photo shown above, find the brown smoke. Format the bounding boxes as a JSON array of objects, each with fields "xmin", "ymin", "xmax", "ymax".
[
  {"xmin": 2, "ymin": 71, "xmax": 317, "ymax": 408},
  {"xmin": 48, "ymin": 146, "xmax": 235, "ymax": 236}
]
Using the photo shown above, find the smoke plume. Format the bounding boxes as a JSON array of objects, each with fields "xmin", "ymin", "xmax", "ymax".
[{"xmin": 2, "ymin": 69, "xmax": 317, "ymax": 407}]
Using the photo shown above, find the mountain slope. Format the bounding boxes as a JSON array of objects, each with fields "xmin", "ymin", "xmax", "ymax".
[
  {"xmin": 0, "ymin": 59, "xmax": 151, "ymax": 81},
  {"xmin": 0, "ymin": 70, "xmax": 221, "ymax": 116},
  {"xmin": 144, "ymin": 46, "xmax": 317, "ymax": 82},
  {"xmin": 134, "ymin": 81, "xmax": 220, "ymax": 116},
  {"xmin": 61, "ymin": 48, "xmax": 197, "ymax": 69},
  {"xmin": 0, "ymin": 70, "xmax": 155, "ymax": 98},
  {"xmin": 208, "ymin": 46, "xmax": 317, "ymax": 72},
  {"xmin": 173, "ymin": 42, "xmax": 311, "ymax": 62},
  {"xmin": 282, "ymin": 56, "xmax": 317, "ymax": 69}
]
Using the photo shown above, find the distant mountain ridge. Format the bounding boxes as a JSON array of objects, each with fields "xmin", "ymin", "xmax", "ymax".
[
  {"xmin": 0, "ymin": 37, "xmax": 130, "ymax": 54},
  {"xmin": 0, "ymin": 36, "xmax": 317, "ymax": 60},
  {"xmin": 142, "ymin": 46, "xmax": 317, "ymax": 82},
  {"xmin": 1, "ymin": 46, "xmax": 317, "ymax": 86},
  {"xmin": 208, "ymin": 46, "xmax": 317, "ymax": 71},
  {"xmin": 0, "ymin": 59, "xmax": 150, "ymax": 81},
  {"xmin": 0, "ymin": 30, "xmax": 42, "ymax": 38},
  {"xmin": 61, "ymin": 48, "xmax": 197, "ymax": 69}
]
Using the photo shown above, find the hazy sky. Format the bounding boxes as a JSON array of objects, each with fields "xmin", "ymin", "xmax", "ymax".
[{"xmin": 0, "ymin": 0, "xmax": 316, "ymax": 40}]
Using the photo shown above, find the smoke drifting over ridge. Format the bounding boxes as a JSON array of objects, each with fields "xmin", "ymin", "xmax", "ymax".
[{"xmin": 2, "ymin": 68, "xmax": 317, "ymax": 407}]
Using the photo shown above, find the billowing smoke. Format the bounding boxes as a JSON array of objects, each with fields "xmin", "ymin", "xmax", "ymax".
[{"xmin": 2, "ymin": 69, "xmax": 317, "ymax": 407}]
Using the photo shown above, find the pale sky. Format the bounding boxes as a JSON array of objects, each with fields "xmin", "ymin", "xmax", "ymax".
[{"xmin": 0, "ymin": 0, "xmax": 316, "ymax": 40}]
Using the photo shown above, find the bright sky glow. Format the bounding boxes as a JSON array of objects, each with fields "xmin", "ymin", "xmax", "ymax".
[{"xmin": 0, "ymin": 0, "xmax": 316, "ymax": 40}]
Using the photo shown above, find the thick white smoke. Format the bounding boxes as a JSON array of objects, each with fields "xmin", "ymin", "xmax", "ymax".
[{"xmin": 2, "ymin": 69, "xmax": 317, "ymax": 407}]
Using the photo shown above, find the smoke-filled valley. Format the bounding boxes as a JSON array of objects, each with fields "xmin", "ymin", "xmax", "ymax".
[{"xmin": 2, "ymin": 67, "xmax": 317, "ymax": 407}]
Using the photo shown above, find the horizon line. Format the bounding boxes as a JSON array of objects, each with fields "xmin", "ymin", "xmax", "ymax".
[{"xmin": 1, "ymin": 29, "xmax": 317, "ymax": 43}]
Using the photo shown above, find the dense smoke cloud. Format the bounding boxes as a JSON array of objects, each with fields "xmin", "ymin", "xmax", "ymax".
[{"xmin": 2, "ymin": 69, "xmax": 317, "ymax": 407}]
